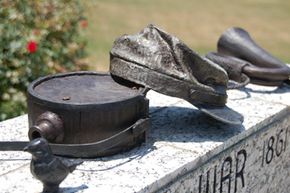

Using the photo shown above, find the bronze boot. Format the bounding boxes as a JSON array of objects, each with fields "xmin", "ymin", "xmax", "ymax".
[{"xmin": 217, "ymin": 27, "xmax": 290, "ymax": 86}]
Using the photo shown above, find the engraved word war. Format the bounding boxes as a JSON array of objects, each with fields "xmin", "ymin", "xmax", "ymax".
[
  {"xmin": 197, "ymin": 127, "xmax": 289, "ymax": 193},
  {"xmin": 198, "ymin": 149, "xmax": 247, "ymax": 193}
]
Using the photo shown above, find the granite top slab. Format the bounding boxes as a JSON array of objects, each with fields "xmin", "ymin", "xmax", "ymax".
[{"xmin": 0, "ymin": 83, "xmax": 289, "ymax": 193}]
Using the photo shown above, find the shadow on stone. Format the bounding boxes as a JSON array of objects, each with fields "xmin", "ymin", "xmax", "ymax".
[
  {"xmin": 241, "ymin": 83, "xmax": 290, "ymax": 94},
  {"xmin": 148, "ymin": 106, "xmax": 245, "ymax": 144},
  {"xmin": 77, "ymin": 106, "xmax": 245, "ymax": 168},
  {"xmin": 230, "ymin": 89, "xmax": 252, "ymax": 101},
  {"xmin": 76, "ymin": 145, "xmax": 156, "ymax": 172},
  {"xmin": 59, "ymin": 184, "xmax": 88, "ymax": 193}
]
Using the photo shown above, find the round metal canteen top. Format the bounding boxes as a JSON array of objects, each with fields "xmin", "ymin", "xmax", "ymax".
[
  {"xmin": 31, "ymin": 72, "xmax": 142, "ymax": 105},
  {"xmin": 27, "ymin": 71, "xmax": 149, "ymax": 158}
]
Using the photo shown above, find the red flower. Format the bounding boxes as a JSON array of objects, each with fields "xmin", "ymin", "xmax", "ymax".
[
  {"xmin": 80, "ymin": 19, "xmax": 88, "ymax": 29},
  {"xmin": 27, "ymin": 41, "xmax": 38, "ymax": 53}
]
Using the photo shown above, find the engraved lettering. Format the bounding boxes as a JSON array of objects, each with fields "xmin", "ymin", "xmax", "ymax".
[
  {"xmin": 198, "ymin": 149, "xmax": 247, "ymax": 193},
  {"xmin": 220, "ymin": 157, "xmax": 232, "ymax": 193},
  {"xmin": 198, "ymin": 167, "xmax": 216, "ymax": 193},
  {"xmin": 261, "ymin": 128, "xmax": 288, "ymax": 165},
  {"xmin": 195, "ymin": 126, "xmax": 289, "ymax": 193},
  {"xmin": 199, "ymin": 174, "xmax": 202, "ymax": 193},
  {"xmin": 206, "ymin": 170, "xmax": 210, "ymax": 193},
  {"xmin": 284, "ymin": 127, "xmax": 288, "ymax": 152},
  {"xmin": 213, "ymin": 165, "xmax": 217, "ymax": 193},
  {"xmin": 275, "ymin": 129, "xmax": 284, "ymax": 157},
  {"xmin": 261, "ymin": 140, "xmax": 266, "ymax": 167},
  {"xmin": 234, "ymin": 149, "xmax": 247, "ymax": 193},
  {"xmin": 266, "ymin": 136, "xmax": 275, "ymax": 164}
]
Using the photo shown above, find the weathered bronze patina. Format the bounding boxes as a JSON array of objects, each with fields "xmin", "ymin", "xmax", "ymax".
[
  {"xmin": 212, "ymin": 27, "xmax": 290, "ymax": 86},
  {"xmin": 206, "ymin": 52, "xmax": 250, "ymax": 89},
  {"xmin": 110, "ymin": 24, "xmax": 243, "ymax": 125},
  {"xmin": 25, "ymin": 71, "xmax": 150, "ymax": 157},
  {"xmin": 24, "ymin": 138, "xmax": 83, "ymax": 193}
]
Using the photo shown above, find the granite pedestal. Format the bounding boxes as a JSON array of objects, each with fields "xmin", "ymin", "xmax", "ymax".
[{"xmin": 0, "ymin": 84, "xmax": 289, "ymax": 193}]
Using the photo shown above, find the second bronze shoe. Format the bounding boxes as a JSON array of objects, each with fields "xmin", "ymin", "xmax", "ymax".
[{"xmin": 215, "ymin": 27, "xmax": 290, "ymax": 86}]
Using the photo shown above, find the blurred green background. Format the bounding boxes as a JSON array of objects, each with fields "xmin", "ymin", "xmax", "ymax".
[{"xmin": 83, "ymin": 0, "xmax": 290, "ymax": 71}]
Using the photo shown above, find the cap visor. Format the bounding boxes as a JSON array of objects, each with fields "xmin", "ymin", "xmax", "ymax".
[{"xmin": 195, "ymin": 104, "xmax": 244, "ymax": 125}]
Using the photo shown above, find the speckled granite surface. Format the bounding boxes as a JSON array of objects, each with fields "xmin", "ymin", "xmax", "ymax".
[{"xmin": 0, "ymin": 83, "xmax": 289, "ymax": 193}]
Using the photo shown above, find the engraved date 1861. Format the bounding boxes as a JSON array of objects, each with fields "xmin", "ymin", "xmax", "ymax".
[{"xmin": 261, "ymin": 127, "xmax": 288, "ymax": 166}]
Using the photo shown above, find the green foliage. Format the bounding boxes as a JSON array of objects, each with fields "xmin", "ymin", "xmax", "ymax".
[{"xmin": 0, "ymin": 0, "xmax": 88, "ymax": 121}]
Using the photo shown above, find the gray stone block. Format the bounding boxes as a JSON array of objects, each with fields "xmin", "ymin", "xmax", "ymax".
[{"xmin": 0, "ymin": 84, "xmax": 289, "ymax": 193}]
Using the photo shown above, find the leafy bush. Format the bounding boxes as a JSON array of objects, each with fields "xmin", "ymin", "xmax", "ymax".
[{"xmin": 0, "ymin": 0, "xmax": 88, "ymax": 121}]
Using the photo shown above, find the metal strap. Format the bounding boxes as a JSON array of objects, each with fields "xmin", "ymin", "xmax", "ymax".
[{"xmin": 0, "ymin": 118, "xmax": 149, "ymax": 158}]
